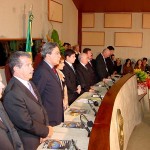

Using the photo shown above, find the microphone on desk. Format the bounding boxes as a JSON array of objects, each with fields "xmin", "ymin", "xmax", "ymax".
[
  {"xmin": 94, "ymin": 90, "xmax": 103, "ymax": 100},
  {"xmin": 88, "ymin": 99, "xmax": 97, "ymax": 116},
  {"xmin": 110, "ymin": 77, "xmax": 115, "ymax": 83},
  {"xmin": 80, "ymin": 114, "xmax": 93, "ymax": 137},
  {"xmin": 103, "ymin": 81, "xmax": 111, "ymax": 90},
  {"xmin": 88, "ymin": 98, "xmax": 99, "ymax": 107}
]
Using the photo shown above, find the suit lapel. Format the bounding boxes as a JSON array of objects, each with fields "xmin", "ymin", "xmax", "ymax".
[
  {"xmin": 43, "ymin": 61, "xmax": 62, "ymax": 88},
  {"xmin": 65, "ymin": 62, "xmax": 76, "ymax": 75},
  {"xmin": 14, "ymin": 78, "xmax": 41, "ymax": 104},
  {"xmin": 0, "ymin": 103, "xmax": 9, "ymax": 131}
]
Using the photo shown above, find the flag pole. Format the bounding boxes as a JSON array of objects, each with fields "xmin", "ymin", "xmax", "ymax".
[{"xmin": 25, "ymin": 4, "xmax": 34, "ymax": 60}]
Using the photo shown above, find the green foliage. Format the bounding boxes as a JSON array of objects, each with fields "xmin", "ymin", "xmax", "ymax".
[
  {"xmin": 134, "ymin": 69, "xmax": 148, "ymax": 82},
  {"xmin": 50, "ymin": 29, "xmax": 65, "ymax": 55}
]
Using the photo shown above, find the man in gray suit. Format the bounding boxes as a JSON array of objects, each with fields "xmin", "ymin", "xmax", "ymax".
[
  {"xmin": 3, "ymin": 51, "xmax": 53, "ymax": 150},
  {"xmin": 0, "ymin": 74, "xmax": 23, "ymax": 150}
]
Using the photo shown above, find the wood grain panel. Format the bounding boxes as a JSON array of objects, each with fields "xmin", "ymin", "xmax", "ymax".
[
  {"xmin": 143, "ymin": 13, "xmax": 150, "ymax": 28},
  {"xmin": 82, "ymin": 13, "xmax": 95, "ymax": 28},
  {"xmin": 82, "ymin": 31, "xmax": 104, "ymax": 46},
  {"xmin": 104, "ymin": 13, "xmax": 132, "ymax": 28},
  {"xmin": 115, "ymin": 32, "xmax": 143, "ymax": 47}
]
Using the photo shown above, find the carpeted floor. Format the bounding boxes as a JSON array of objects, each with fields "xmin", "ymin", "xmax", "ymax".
[{"xmin": 127, "ymin": 113, "xmax": 150, "ymax": 150}]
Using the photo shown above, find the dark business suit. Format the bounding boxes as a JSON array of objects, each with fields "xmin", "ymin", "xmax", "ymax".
[
  {"xmin": 96, "ymin": 53, "xmax": 109, "ymax": 81},
  {"xmin": 86, "ymin": 61, "xmax": 99, "ymax": 85},
  {"xmin": 76, "ymin": 63, "xmax": 92, "ymax": 92},
  {"xmin": 62, "ymin": 62, "xmax": 80, "ymax": 105},
  {"xmin": 32, "ymin": 61, "xmax": 64, "ymax": 126},
  {"xmin": 3, "ymin": 77, "xmax": 49, "ymax": 150},
  {"xmin": 0, "ymin": 101, "xmax": 23, "ymax": 150},
  {"xmin": 106, "ymin": 57, "xmax": 115, "ymax": 75}
]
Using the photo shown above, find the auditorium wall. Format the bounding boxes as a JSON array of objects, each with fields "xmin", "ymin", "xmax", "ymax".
[
  {"xmin": 0, "ymin": 0, "xmax": 78, "ymax": 45},
  {"xmin": 82, "ymin": 13, "xmax": 150, "ymax": 61}
]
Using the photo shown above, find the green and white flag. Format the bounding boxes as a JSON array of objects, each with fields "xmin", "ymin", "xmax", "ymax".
[{"xmin": 26, "ymin": 10, "xmax": 34, "ymax": 56}]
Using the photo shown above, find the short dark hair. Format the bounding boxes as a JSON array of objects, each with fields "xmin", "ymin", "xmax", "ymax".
[
  {"xmin": 83, "ymin": 48, "xmax": 91, "ymax": 53},
  {"xmin": 9, "ymin": 51, "xmax": 31, "ymax": 74},
  {"xmin": 63, "ymin": 42, "xmax": 70, "ymax": 47},
  {"xmin": 64, "ymin": 49, "xmax": 75, "ymax": 58},
  {"xmin": 143, "ymin": 57, "xmax": 147, "ymax": 61},
  {"xmin": 107, "ymin": 46, "xmax": 114, "ymax": 50},
  {"xmin": 41, "ymin": 42, "xmax": 58, "ymax": 58}
]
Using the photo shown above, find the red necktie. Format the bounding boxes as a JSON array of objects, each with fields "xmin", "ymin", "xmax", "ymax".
[{"xmin": 52, "ymin": 67, "xmax": 57, "ymax": 74}]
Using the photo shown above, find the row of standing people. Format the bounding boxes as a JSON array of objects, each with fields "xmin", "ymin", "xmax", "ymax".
[
  {"xmin": 0, "ymin": 42, "xmax": 97, "ymax": 150},
  {"xmin": 2, "ymin": 42, "xmax": 148, "ymax": 150}
]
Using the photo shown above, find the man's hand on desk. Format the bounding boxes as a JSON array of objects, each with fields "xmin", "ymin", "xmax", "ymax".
[
  {"xmin": 76, "ymin": 85, "xmax": 81, "ymax": 94},
  {"xmin": 63, "ymin": 98, "xmax": 69, "ymax": 110},
  {"xmin": 40, "ymin": 126, "xmax": 54, "ymax": 143},
  {"xmin": 47, "ymin": 126, "xmax": 54, "ymax": 138},
  {"xmin": 89, "ymin": 86, "xmax": 95, "ymax": 92}
]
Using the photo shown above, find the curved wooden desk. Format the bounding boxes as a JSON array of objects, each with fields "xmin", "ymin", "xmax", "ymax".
[{"xmin": 88, "ymin": 73, "xmax": 142, "ymax": 150}]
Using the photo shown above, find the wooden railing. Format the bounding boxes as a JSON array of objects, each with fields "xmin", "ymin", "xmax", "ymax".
[{"xmin": 88, "ymin": 73, "xmax": 142, "ymax": 150}]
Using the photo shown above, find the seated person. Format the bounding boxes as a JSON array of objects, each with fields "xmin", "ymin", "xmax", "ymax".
[
  {"xmin": 142, "ymin": 57, "xmax": 150, "ymax": 72},
  {"xmin": 122, "ymin": 58, "xmax": 134, "ymax": 75},
  {"xmin": 114, "ymin": 58, "xmax": 122, "ymax": 75},
  {"xmin": 134, "ymin": 59, "xmax": 145, "ymax": 71},
  {"xmin": 76, "ymin": 53, "xmax": 94, "ymax": 93}
]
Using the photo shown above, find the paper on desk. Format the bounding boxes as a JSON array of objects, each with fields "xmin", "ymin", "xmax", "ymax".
[{"xmin": 76, "ymin": 98, "xmax": 89, "ymax": 103}]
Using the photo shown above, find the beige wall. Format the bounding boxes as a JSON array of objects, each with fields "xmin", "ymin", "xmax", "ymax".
[
  {"xmin": 0, "ymin": 0, "xmax": 78, "ymax": 45},
  {"xmin": 82, "ymin": 13, "xmax": 150, "ymax": 61}
]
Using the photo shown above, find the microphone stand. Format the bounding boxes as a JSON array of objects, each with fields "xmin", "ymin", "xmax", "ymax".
[
  {"xmin": 88, "ymin": 99, "xmax": 97, "ymax": 116},
  {"xmin": 94, "ymin": 90, "xmax": 103, "ymax": 100},
  {"xmin": 110, "ymin": 77, "xmax": 115, "ymax": 83},
  {"xmin": 80, "ymin": 114, "xmax": 93, "ymax": 137},
  {"xmin": 103, "ymin": 81, "xmax": 111, "ymax": 90},
  {"xmin": 71, "ymin": 139, "xmax": 80, "ymax": 150}
]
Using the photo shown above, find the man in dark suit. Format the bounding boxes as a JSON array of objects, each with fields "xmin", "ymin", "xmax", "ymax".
[
  {"xmin": 83, "ymin": 48, "xmax": 99, "ymax": 84},
  {"xmin": 3, "ymin": 51, "xmax": 53, "ymax": 150},
  {"xmin": 105, "ymin": 46, "xmax": 116, "ymax": 75},
  {"xmin": 76, "ymin": 53, "xmax": 94, "ymax": 92},
  {"xmin": 32, "ymin": 42, "xmax": 64, "ymax": 126},
  {"xmin": 0, "ymin": 74, "xmax": 23, "ymax": 150},
  {"xmin": 96, "ymin": 48, "xmax": 111, "ymax": 81},
  {"xmin": 62, "ymin": 49, "xmax": 81, "ymax": 105}
]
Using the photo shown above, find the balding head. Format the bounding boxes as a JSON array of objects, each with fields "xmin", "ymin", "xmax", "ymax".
[
  {"xmin": 102, "ymin": 48, "xmax": 111, "ymax": 58},
  {"xmin": 78, "ymin": 53, "xmax": 89, "ymax": 65}
]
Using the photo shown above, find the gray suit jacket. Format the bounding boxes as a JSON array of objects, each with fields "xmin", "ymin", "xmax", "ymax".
[
  {"xmin": 3, "ymin": 77, "xmax": 49, "ymax": 150},
  {"xmin": 0, "ymin": 101, "xmax": 23, "ymax": 150}
]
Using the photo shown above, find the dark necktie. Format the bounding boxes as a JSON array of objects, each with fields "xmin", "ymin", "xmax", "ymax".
[
  {"xmin": 52, "ymin": 67, "xmax": 57, "ymax": 74},
  {"xmin": 89, "ymin": 61, "xmax": 92, "ymax": 67},
  {"xmin": 52, "ymin": 67, "xmax": 60, "ymax": 82}
]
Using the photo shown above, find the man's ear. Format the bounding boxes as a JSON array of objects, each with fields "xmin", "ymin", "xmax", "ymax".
[
  {"xmin": 13, "ymin": 66, "xmax": 19, "ymax": 72},
  {"xmin": 46, "ymin": 53, "xmax": 51, "ymax": 58}
]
